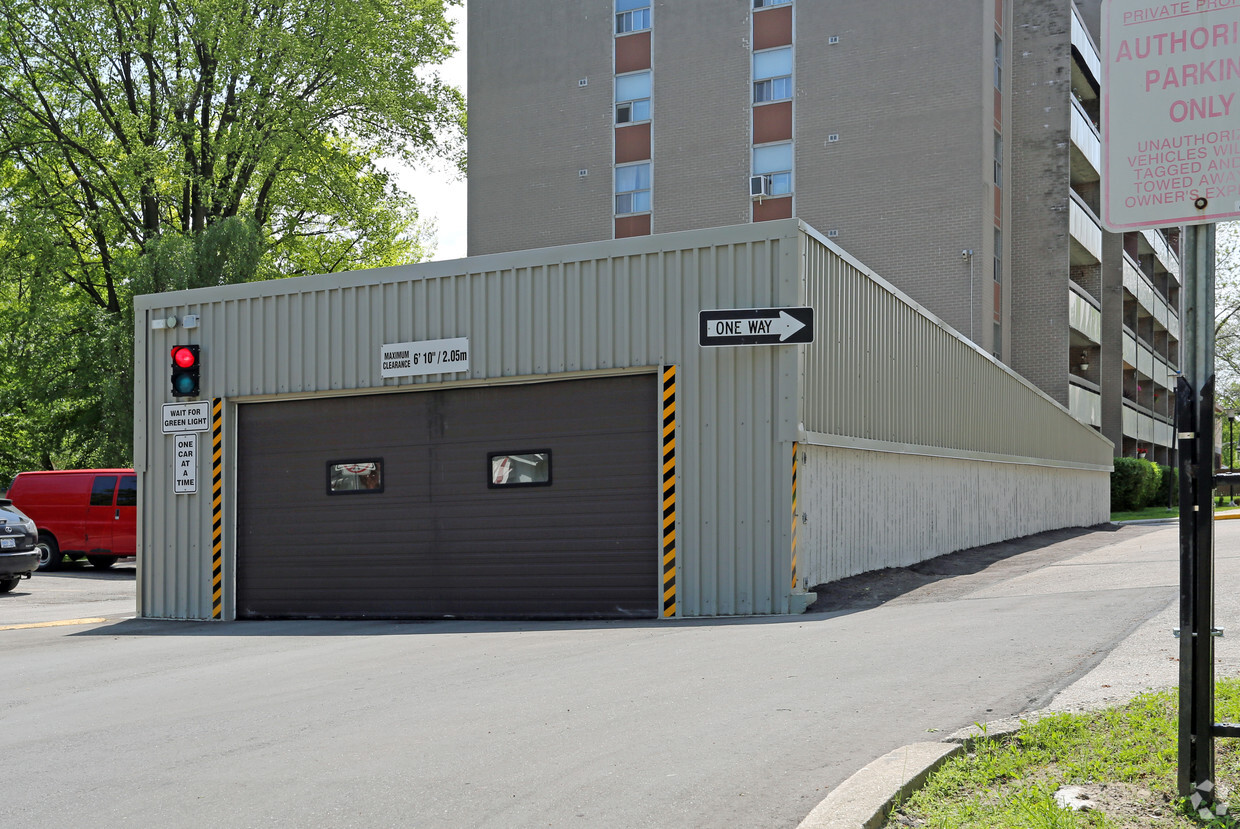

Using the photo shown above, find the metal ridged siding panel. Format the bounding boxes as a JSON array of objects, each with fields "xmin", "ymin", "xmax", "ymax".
[
  {"xmin": 135, "ymin": 220, "xmax": 1112, "ymax": 620},
  {"xmin": 801, "ymin": 232, "xmax": 1113, "ymax": 468},
  {"xmin": 135, "ymin": 221, "xmax": 805, "ymax": 619},
  {"xmin": 798, "ymin": 444, "xmax": 1110, "ymax": 587}
]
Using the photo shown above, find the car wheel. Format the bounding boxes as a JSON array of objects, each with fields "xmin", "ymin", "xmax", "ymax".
[
  {"xmin": 0, "ymin": 577, "xmax": 18, "ymax": 593},
  {"xmin": 87, "ymin": 555, "xmax": 117, "ymax": 570},
  {"xmin": 36, "ymin": 534, "xmax": 62, "ymax": 571}
]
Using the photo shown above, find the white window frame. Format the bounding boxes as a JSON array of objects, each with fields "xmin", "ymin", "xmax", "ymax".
[
  {"xmin": 616, "ymin": 0, "xmax": 651, "ymax": 34},
  {"xmin": 994, "ymin": 228, "xmax": 1003, "ymax": 284},
  {"xmin": 994, "ymin": 34, "xmax": 1003, "ymax": 90},
  {"xmin": 754, "ymin": 0, "xmax": 792, "ymax": 6},
  {"xmin": 752, "ymin": 142, "xmax": 793, "ymax": 196},
  {"xmin": 753, "ymin": 47, "xmax": 793, "ymax": 104},
  {"xmin": 994, "ymin": 132, "xmax": 1002, "ymax": 187},
  {"xmin": 615, "ymin": 70, "xmax": 652, "ymax": 125},
  {"xmin": 615, "ymin": 162, "xmax": 652, "ymax": 216}
]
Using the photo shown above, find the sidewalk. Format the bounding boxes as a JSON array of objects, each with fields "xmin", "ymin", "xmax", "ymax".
[{"xmin": 797, "ymin": 519, "xmax": 1240, "ymax": 829}]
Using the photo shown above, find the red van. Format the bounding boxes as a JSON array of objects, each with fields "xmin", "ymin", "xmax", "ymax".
[{"xmin": 5, "ymin": 470, "xmax": 137, "ymax": 570}]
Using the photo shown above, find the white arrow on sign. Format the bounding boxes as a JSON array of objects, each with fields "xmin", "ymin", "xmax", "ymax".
[{"xmin": 707, "ymin": 311, "xmax": 807, "ymax": 342}]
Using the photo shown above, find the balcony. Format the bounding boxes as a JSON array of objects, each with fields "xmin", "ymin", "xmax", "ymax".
[
  {"xmin": 1069, "ymin": 284, "xmax": 1102, "ymax": 344},
  {"xmin": 1070, "ymin": 197, "xmax": 1103, "ymax": 264},
  {"xmin": 1070, "ymin": 99, "xmax": 1101, "ymax": 182},
  {"xmin": 1071, "ymin": 6, "xmax": 1102, "ymax": 85},
  {"xmin": 1069, "ymin": 379, "xmax": 1102, "ymax": 427},
  {"xmin": 1122, "ymin": 401, "xmax": 1175, "ymax": 448},
  {"xmin": 1123, "ymin": 257, "xmax": 1179, "ymax": 342},
  {"xmin": 1142, "ymin": 229, "xmax": 1180, "ymax": 283},
  {"xmin": 1122, "ymin": 330, "xmax": 1158, "ymax": 381}
]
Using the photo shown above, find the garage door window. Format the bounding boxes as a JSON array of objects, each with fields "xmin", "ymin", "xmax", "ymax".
[
  {"xmin": 488, "ymin": 451, "xmax": 552, "ymax": 488},
  {"xmin": 327, "ymin": 460, "xmax": 384, "ymax": 494}
]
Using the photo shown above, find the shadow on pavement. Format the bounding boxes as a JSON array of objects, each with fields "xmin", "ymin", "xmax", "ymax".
[
  {"xmin": 72, "ymin": 524, "xmax": 1165, "ymax": 637},
  {"xmin": 72, "ymin": 612, "xmax": 817, "ymax": 637},
  {"xmin": 805, "ymin": 523, "xmax": 1147, "ymax": 616},
  {"xmin": 38, "ymin": 564, "xmax": 136, "ymax": 581}
]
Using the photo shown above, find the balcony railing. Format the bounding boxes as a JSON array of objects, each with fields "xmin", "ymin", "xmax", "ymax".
[
  {"xmin": 1122, "ymin": 329, "xmax": 1178, "ymax": 393},
  {"xmin": 1069, "ymin": 197, "xmax": 1103, "ymax": 263},
  {"xmin": 1069, "ymin": 380, "xmax": 1102, "ymax": 427},
  {"xmin": 1123, "ymin": 256, "xmax": 1179, "ymax": 341},
  {"xmin": 1142, "ymin": 229, "xmax": 1181, "ymax": 282},
  {"xmin": 1071, "ymin": 5, "xmax": 1102, "ymax": 84},
  {"xmin": 1069, "ymin": 284, "xmax": 1102, "ymax": 344},
  {"xmin": 1070, "ymin": 98, "xmax": 1101, "ymax": 176},
  {"xmin": 1122, "ymin": 400, "xmax": 1175, "ymax": 447}
]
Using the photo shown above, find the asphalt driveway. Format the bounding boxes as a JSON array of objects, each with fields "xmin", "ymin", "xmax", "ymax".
[{"xmin": 3, "ymin": 522, "xmax": 1224, "ymax": 828}]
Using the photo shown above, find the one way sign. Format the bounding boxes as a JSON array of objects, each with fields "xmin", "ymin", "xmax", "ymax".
[{"xmin": 699, "ymin": 307, "xmax": 814, "ymax": 347}]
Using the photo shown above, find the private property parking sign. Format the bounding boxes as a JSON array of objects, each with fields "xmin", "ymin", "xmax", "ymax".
[{"xmin": 1102, "ymin": 0, "xmax": 1240, "ymax": 229}]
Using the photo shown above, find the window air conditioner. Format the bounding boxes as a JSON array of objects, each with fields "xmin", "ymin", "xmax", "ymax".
[{"xmin": 750, "ymin": 175, "xmax": 770, "ymax": 197}]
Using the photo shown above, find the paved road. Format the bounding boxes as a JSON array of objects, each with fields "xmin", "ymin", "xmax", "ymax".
[
  {"xmin": 2, "ymin": 523, "xmax": 1232, "ymax": 828},
  {"xmin": 0, "ymin": 559, "xmax": 136, "ymax": 627}
]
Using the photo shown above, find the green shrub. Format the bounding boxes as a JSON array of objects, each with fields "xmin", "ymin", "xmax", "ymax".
[
  {"xmin": 1155, "ymin": 464, "xmax": 1177, "ymax": 506},
  {"xmin": 1111, "ymin": 457, "xmax": 1162, "ymax": 511}
]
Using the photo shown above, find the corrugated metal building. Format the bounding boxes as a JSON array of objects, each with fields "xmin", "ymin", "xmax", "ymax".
[{"xmin": 133, "ymin": 220, "xmax": 1112, "ymax": 621}]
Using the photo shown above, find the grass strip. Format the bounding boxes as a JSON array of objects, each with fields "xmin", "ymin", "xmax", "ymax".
[
  {"xmin": 1111, "ymin": 504, "xmax": 1240, "ymax": 522},
  {"xmin": 886, "ymin": 679, "xmax": 1240, "ymax": 828}
]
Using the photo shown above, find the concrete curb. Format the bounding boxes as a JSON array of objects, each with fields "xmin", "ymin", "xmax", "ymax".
[
  {"xmin": 795, "ymin": 718, "xmax": 1035, "ymax": 829},
  {"xmin": 795, "ymin": 741, "xmax": 962, "ymax": 829}
]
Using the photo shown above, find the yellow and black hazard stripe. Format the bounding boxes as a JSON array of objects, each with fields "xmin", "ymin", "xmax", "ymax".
[
  {"xmin": 211, "ymin": 398, "xmax": 224, "ymax": 620},
  {"xmin": 791, "ymin": 443, "xmax": 799, "ymax": 592},
  {"xmin": 662, "ymin": 366, "xmax": 677, "ymax": 618}
]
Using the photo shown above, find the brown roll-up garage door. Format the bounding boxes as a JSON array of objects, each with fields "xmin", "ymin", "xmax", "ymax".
[{"xmin": 236, "ymin": 374, "xmax": 659, "ymax": 619}]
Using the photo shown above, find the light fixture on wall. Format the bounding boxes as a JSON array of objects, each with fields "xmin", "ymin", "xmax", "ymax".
[{"xmin": 1078, "ymin": 351, "xmax": 1089, "ymax": 372}]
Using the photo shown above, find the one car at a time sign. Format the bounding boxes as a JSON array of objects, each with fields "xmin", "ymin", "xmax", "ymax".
[{"xmin": 1102, "ymin": 0, "xmax": 1240, "ymax": 230}]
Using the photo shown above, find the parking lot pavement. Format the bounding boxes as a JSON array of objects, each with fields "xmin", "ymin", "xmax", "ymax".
[{"xmin": 0, "ymin": 561, "xmax": 136, "ymax": 628}]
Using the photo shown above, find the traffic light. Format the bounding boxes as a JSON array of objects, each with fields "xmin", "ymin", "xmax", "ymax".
[{"xmin": 170, "ymin": 345, "xmax": 200, "ymax": 397}]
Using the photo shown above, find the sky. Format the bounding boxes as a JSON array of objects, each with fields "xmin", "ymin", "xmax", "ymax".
[{"xmin": 389, "ymin": 4, "xmax": 468, "ymax": 261}]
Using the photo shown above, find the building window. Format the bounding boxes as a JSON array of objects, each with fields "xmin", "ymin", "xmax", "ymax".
[
  {"xmin": 755, "ymin": 0, "xmax": 792, "ymax": 5},
  {"xmin": 994, "ymin": 34, "xmax": 1003, "ymax": 89},
  {"xmin": 994, "ymin": 228, "xmax": 1002, "ymax": 283},
  {"xmin": 615, "ymin": 71, "xmax": 651, "ymax": 124},
  {"xmin": 994, "ymin": 132, "xmax": 1002, "ymax": 187},
  {"xmin": 993, "ymin": 322, "xmax": 1002, "ymax": 359},
  {"xmin": 752, "ymin": 143, "xmax": 793, "ymax": 195},
  {"xmin": 488, "ymin": 451, "xmax": 552, "ymax": 488},
  {"xmin": 753, "ymin": 47, "xmax": 793, "ymax": 103},
  {"xmin": 616, "ymin": 0, "xmax": 650, "ymax": 34},
  {"xmin": 615, "ymin": 162, "xmax": 652, "ymax": 215}
]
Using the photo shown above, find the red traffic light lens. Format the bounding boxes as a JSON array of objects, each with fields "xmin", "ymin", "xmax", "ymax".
[{"xmin": 172, "ymin": 346, "xmax": 197, "ymax": 368}]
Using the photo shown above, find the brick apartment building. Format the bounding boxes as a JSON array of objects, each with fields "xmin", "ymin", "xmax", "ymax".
[{"xmin": 467, "ymin": 0, "xmax": 1181, "ymax": 462}]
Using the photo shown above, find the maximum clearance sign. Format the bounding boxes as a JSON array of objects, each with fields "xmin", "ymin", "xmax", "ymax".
[
  {"xmin": 380, "ymin": 337, "xmax": 470, "ymax": 378},
  {"xmin": 699, "ymin": 307, "xmax": 814, "ymax": 347},
  {"xmin": 1102, "ymin": 0, "xmax": 1240, "ymax": 229}
]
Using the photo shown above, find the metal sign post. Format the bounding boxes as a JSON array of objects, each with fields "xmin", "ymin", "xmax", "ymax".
[
  {"xmin": 1177, "ymin": 223, "xmax": 1217, "ymax": 804},
  {"xmin": 1100, "ymin": 1, "xmax": 1240, "ymax": 809}
]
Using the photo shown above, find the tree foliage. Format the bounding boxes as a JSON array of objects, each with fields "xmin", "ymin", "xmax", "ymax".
[
  {"xmin": 1216, "ymin": 221, "xmax": 1240, "ymax": 398},
  {"xmin": 0, "ymin": 0, "xmax": 463, "ymax": 487}
]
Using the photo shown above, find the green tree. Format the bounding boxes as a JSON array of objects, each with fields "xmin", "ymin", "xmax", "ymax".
[
  {"xmin": 0, "ymin": 0, "xmax": 464, "ymax": 486},
  {"xmin": 1215, "ymin": 221, "xmax": 1240, "ymax": 395}
]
